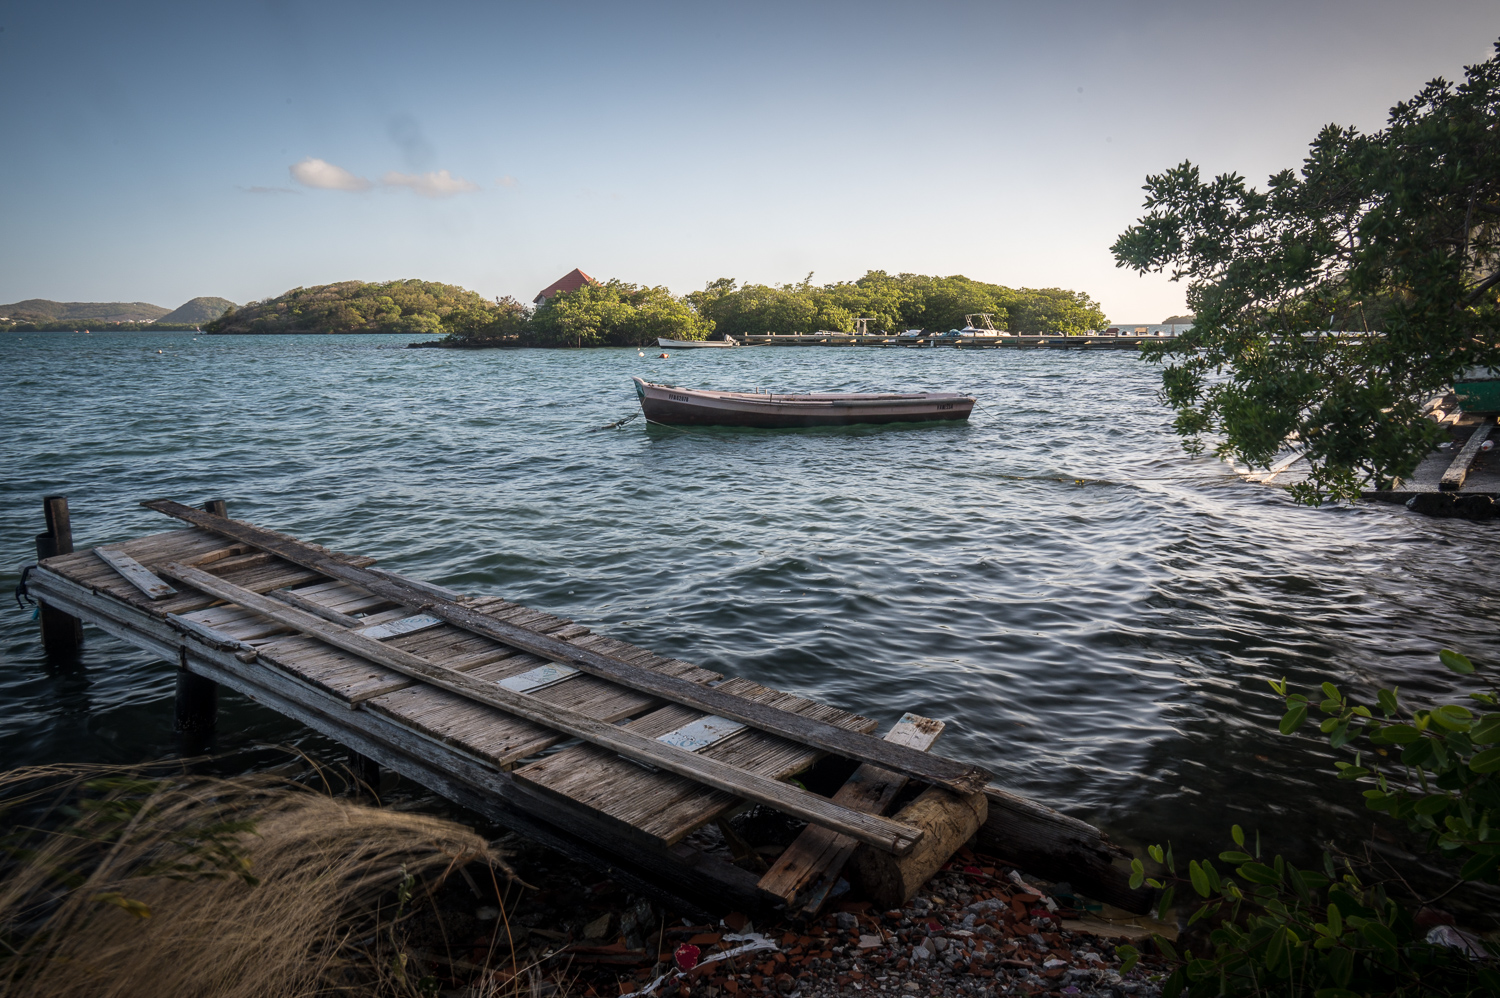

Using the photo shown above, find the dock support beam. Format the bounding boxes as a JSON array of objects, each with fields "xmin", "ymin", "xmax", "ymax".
[
  {"xmin": 35, "ymin": 496, "xmax": 83, "ymax": 657},
  {"xmin": 203, "ymin": 498, "xmax": 228, "ymax": 517}
]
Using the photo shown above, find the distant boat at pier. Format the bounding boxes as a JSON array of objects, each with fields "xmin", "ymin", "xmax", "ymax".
[{"xmin": 657, "ymin": 336, "xmax": 738, "ymax": 349}]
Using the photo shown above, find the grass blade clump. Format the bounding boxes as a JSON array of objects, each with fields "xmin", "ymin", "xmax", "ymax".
[{"xmin": 0, "ymin": 763, "xmax": 506, "ymax": 998}]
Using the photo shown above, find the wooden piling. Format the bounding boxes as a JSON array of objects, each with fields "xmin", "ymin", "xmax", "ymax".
[
  {"xmin": 174, "ymin": 647, "xmax": 219, "ymax": 739},
  {"xmin": 35, "ymin": 496, "xmax": 83, "ymax": 656},
  {"xmin": 350, "ymin": 750, "xmax": 381, "ymax": 792},
  {"xmin": 203, "ymin": 499, "xmax": 228, "ymax": 517}
]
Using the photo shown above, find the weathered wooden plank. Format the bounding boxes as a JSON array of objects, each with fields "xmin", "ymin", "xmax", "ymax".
[
  {"xmin": 758, "ymin": 712, "xmax": 943, "ymax": 909},
  {"xmin": 358, "ymin": 613, "xmax": 444, "ymax": 641},
  {"xmin": 513, "ymin": 679, "xmax": 876, "ymax": 844},
  {"xmin": 657, "ymin": 715, "xmax": 746, "ymax": 751},
  {"xmin": 155, "ymin": 560, "xmax": 922, "ymax": 855},
  {"xmin": 1441, "ymin": 422, "xmax": 1493, "ymax": 491},
  {"xmin": 93, "ymin": 546, "xmax": 178, "ymax": 600},
  {"xmin": 497, "ymin": 662, "xmax": 579, "ymax": 693},
  {"xmin": 268, "ymin": 587, "xmax": 363, "ymax": 626},
  {"xmin": 142, "ymin": 498, "xmax": 991, "ymax": 795}
]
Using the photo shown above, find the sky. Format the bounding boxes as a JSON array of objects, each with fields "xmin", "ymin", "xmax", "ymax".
[{"xmin": 1, "ymin": 1, "xmax": 1496, "ymax": 322}]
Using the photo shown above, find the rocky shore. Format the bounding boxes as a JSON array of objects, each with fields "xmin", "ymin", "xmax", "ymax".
[{"xmin": 404, "ymin": 831, "xmax": 1169, "ymax": 998}]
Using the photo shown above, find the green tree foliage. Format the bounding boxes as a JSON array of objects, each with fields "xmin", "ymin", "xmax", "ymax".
[
  {"xmin": 1112, "ymin": 42, "xmax": 1500, "ymax": 503},
  {"xmin": 526, "ymin": 279, "xmax": 712, "ymax": 347},
  {"xmin": 440, "ymin": 296, "xmax": 530, "ymax": 344},
  {"xmin": 1119, "ymin": 651, "xmax": 1500, "ymax": 997},
  {"xmin": 205, "ymin": 279, "xmax": 498, "ymax": 335},
  {"xmin": 685, "ymin": 271, "xmax": 1106, "ymax": 337}
]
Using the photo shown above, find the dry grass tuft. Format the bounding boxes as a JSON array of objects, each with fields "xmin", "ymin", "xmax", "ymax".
[{"xmin": 0, "ymin": 762, "xmax": 513, "ymax": 998}]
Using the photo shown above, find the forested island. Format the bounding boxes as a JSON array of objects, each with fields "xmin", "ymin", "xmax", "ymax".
[
  {"xmin": 452, "ymin": 271, "xmax": 1108, "ymax": 347},
  {"xmin": 204, "ymin": 281, "xmax": 494, "ymax": 336},
  {"xmin": 198, "ymin": 272, "xmax": 1106, "ymax": 346}
]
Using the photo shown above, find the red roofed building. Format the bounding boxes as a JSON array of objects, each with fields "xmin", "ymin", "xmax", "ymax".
[{"xmin": 533, "ymin": 268, "xmax": 599, "ymax": 305}]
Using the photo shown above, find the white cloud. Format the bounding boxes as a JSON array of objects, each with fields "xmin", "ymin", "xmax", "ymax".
[
  {"xmin": 496, "ymin": 175, "xmax": 518, "ymax": 188},
  {"xmin": 285, "ymin": 158, "xmax": 480, "ymax": 198},
  {"xmin": 381, "ymin": 169, "xmax": 480, "ymax": 198},
  {"xmin": 290, "ymin": 157, "xmax": 372, "ymax": 191}
]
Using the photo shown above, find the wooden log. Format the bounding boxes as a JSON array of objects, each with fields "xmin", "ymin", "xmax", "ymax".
[
  {"xmin": 35, "ymin": 496, "xmax": 82, "ymax": 656},
  {"xmin": 848, "ymin": 785, "xmax": 988, "ymax": 909},
  {"xmin": 977, "ymin": 785, "xmax": 1152, "ymax": 914},
  {"xmin": 1441, "ymin": 422, "xmax": 1493, "ymax": 491},
  {"xmin": 142, "ymin": 498, "xmax": 990, "ymax": 796},
  {"xmin": 759, "ymin": 713, "xmax": 943, "ymax": 913},
  {"xmin": 155, "ymin": 560, "xmax": 924, "ymax": 856}
]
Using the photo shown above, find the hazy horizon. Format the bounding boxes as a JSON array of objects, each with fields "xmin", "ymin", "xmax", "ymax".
[{"xmin": 2, "ymin": 1, "xmax": 1495, "ymax": 320}]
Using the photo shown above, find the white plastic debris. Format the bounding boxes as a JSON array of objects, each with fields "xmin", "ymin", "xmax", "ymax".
[
  {"xmin": 616, "ymin": 933, "xmax": 779, "ymax": 998},
  {"xmin": 1426, "ymin": 924, "xmax": 1490, "ymax": 958}
]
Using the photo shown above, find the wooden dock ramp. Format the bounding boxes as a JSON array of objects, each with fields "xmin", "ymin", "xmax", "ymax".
[{"xmin": 22, "ymin": 498, "xmax": 1144, "ymax": 915}]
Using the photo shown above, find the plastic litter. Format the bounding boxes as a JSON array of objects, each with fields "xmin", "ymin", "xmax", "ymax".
[{"xmin": 1426, "ymin": 924, "xmax": 1490, "ymax": 958}]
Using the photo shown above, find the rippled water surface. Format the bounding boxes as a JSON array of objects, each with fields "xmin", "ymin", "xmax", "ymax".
[{"xmin": 4, "ymin": 332, "xmax": 1498, "ymax": 857}]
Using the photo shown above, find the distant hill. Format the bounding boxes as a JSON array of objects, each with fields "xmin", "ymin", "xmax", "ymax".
[
  {"xmin": 0, "ymin": 299, "xmax": 169, "ymax": 323},
  {"xmin": 207, "ymin": 279, "xmax": 495, "ymax": 335},
  {"xmin": 158, "ymin": 296, "xmax": 236, "ymax": 324},
  {"xmin": 1162, "ymin": 314, "xmax": 1195, "ymax": 325}
]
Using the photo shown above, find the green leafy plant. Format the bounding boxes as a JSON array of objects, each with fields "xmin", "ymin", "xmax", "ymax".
[
  {"xmin": 1115, "ymin": 650, "xmax": 1500, "ymax": 997},
  {"xmin": 1273, "ymin": 648, "xmax": 1500, "ymax": 883}
]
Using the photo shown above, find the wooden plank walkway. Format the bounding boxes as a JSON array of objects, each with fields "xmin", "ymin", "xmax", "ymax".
[{"xmin": 24, "ymin": 498, "xmax": 1000, "ymax": 913}]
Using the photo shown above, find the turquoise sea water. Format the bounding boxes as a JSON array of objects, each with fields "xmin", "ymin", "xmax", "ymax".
[{"xmin": 3, "ymin": 331, "xmax": 1497, "ymax": 858}]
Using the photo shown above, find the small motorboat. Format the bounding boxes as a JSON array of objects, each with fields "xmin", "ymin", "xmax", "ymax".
[
  {"xmin": 657, "ymin": 336, "xmax": 738, "ymax": 349},
  {"xmin": 631, "ymin": 377, "xmax": 974, "ymax": 428}
]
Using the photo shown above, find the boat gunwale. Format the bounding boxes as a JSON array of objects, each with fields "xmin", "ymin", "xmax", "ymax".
[{"xmin": 634, "ymin": 378, "xmax": 972, "ymax": 407}]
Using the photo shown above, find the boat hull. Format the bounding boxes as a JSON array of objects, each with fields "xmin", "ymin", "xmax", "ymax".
[
  {"xmin": 632, "ymin": 377, "xmax": 974, "ymax": 428},
  {"xmin": 657, "ymin": 337, "xmax": 737, "ymax": 348}
]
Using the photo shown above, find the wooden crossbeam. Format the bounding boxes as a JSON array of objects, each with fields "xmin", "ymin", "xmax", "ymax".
[
  {"xmin": 156, "ymin": 560, "xmax": 924, "ymax": 856},
  {"xmin": 758, "ymin": 713, "xmax": 943, "ymax": 912},
  {"xmin": 142, "ymin": 498, "xmax": 991, "ymax": 796},
  {"xmin": 1441, "ymin": 422, "xmax": 1493, "ymax": 491}
]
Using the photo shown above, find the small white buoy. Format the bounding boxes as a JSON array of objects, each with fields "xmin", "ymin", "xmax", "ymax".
[{"xmin": 157, "ymin": 349, "xmax": 163, "ymax": 354}]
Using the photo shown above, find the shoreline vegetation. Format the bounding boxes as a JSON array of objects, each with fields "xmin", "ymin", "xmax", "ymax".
[{"xmin": 183, "ymin": 273, "xmax": 1111, "ymax": 347}]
